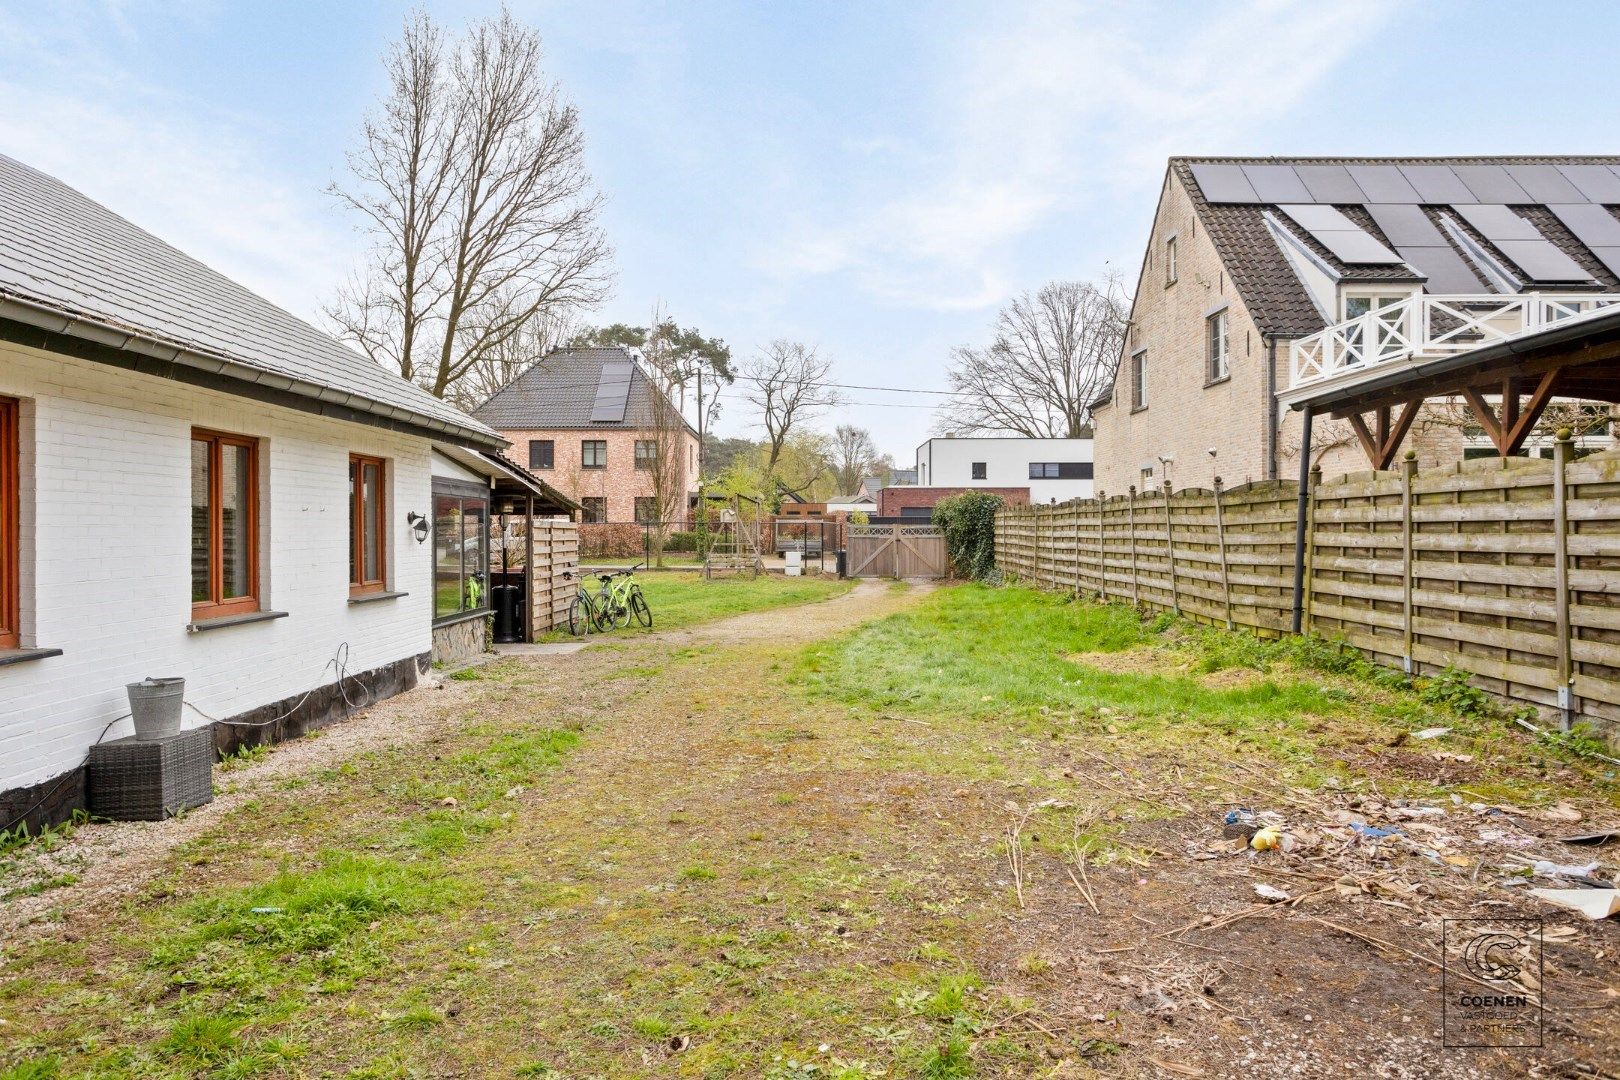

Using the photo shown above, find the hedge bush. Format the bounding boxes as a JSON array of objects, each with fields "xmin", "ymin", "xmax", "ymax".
[{"xmin": 932, "ymin": 491, "xmax": 1003, "ymax": 581}]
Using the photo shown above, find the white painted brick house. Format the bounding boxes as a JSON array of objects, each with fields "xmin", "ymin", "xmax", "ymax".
[{"xmin": 0, "ymin": 153, "xmax": 565, "ymax": 831}]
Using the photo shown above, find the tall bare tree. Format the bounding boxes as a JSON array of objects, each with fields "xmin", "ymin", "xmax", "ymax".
[
  {"xmin": 934, "ymin": 278, "xmax": 1128, "ymax": 438},
  {"xmin": 830, "ymin": 424, "xmax": 881, "ymax": 495},
  {"xmin": 742, "ymin": 340, "xmax": 840, "ymax": 477},
  {"xmin": 448, "ymin": 302, "xmax": 578, "ymax": 411},
  {"xmin": 328, "ymin": 7, "xmax": 611, "ymax": 400}
]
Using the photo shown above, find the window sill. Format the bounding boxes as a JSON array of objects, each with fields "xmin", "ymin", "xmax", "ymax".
[
  {"xmin": 0, "ymin": 647, "xmax": 64, "ymax": 668},
  {"xmin": 432, "ymin": 608, "xmax": 491, "ymax": 629},
  {"xmin": 349, "ymin": 590, "xmax": 409, "ymax": 606},
  {"xmin": 187, "ymin": 610, "xmax": 289, "ymax": 633},
  {"xmin": 580, "ymin": 466, "xmax": 606, "ymax": 471},
  {"xmin": 1131, "ymin": 405, "xmax": 1149, "ymax": 415},
  {"xmin": 1204, "ymin": 375, "xmax": 1231, "ymax": 388}
]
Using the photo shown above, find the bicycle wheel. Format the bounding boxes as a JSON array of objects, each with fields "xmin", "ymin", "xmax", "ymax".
[
  {"xmin": 568, "ymin": 593, "xmax": 592, "ymax": 637},
  {"xmin": 630, "ymin": 587, "xmax": 652, "ymax": 627},
  {"xmin": 611, "ymin": 590, "xmax": 633, "ymax": 629},
  {"xmin": 596, "ymin": 588, "xmax": 617, "ymax": 632}
]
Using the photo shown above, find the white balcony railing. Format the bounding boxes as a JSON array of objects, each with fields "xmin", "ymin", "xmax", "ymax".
[{"xmin": 1289, "ymin": 293, "xmax": 1620, "ymax": 390}]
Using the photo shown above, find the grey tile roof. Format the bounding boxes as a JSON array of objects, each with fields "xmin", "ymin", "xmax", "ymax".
[
  {"xmin": 0, "ymin": 153, "xmax": 500, "ymax": 447},
  {"xmin": 1172, "ymin": 156, "xmax": 1620, "ymax": 338},
  {"xmin": 473, "ymin": 347, "xmax": 679, "ymax": 431}
]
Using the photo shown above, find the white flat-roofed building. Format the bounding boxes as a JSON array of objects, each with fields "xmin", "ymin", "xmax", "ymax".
[{"xmin": 914, "ymin": 436, "xmax": 1095, "ymax": 503}]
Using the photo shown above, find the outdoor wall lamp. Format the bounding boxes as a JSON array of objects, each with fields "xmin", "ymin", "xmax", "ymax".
[{"xmin": 406, "ymin": 512, "xmax": 430, "ymax": 544}]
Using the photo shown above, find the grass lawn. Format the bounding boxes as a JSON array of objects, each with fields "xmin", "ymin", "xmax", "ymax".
[
  {"xmin": 557, "ymin": 570, "xmax": 854, "ymax": 638},
  {"xmin": 3, "ymin": 582, "xmax": 1617, "ymax": 1078}
]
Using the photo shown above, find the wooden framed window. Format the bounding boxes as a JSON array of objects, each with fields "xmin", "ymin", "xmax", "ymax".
[
  {"xmin": 581, "ymin": 440, "xmax": 607, "ymax": 469},
  {"xmin": 1131, "ymin": 350, "xmax": 1148, "ymax": 411},
  {"xmin": 349, "ymin": 454, "xmax": 388, "ymax": 595},
  {"xmin": 191, "ymin": 429, "xmax": 260, "ymax": 620},
  {"xmin": 580, "ymin": 497, "xmax": 606, "ymax": 524},
  {"xmin": 0, "ymin": 397, "xmax": 18, "ymax": 649},
  {"xmin": 634, "ymin": 439, "xmax": 657, "ymax": 470},
  {"xmin": 529, "ymin": 439, "xmax": 554, "ymax": 470},
  {"xmin": 633, "ymin": 496, "xmax": 657, "ymax": 524}
]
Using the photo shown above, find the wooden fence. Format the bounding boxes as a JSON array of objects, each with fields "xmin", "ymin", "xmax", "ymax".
[
  {"xmin": 996, "ymin": 442, "xmax": 1620, "ymax": 736},
  {"xmin": 529, "ymin": 518, "xmax": 579, "ymax": 635}
]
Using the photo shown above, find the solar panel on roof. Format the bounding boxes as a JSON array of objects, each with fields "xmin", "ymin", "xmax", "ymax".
[
  {"xmin": 1294, "ymin": 164, "xmax": 1366, "ymax": 203},
  {"xmin": 589, "ymin": 360, "xmax": 634, "ymax": 422},
  {"xmin": 1557, "ymin": 164, "xmax": 1620, "ymax": 203},
  {"xmin": 1551, "ymin": 203, "xmax": 1620, "ymax": 250},
  {"xmin": 1188, "ymin": 163, "xmax": 1260, "ymax": 203},
  {"xmin": 1345, "ymin": 165, "xmax": 1420, "ymax": 203},
  {"xmin": 1504, "ymin": 164, "xmax": 1585, "ymax": 204},
  {"xmin": 1453, "ymin": 165, "xmax": 1531, "ymax": 203},
  {"xmin": 1393, "ymin": 245, "xmax": 1485, "ymax": 293},
  {"xmin": 1279, "ymin": 204, "xmax": 1355, "ymax": 231},
  {"xmin": 1493, "ymin": 240, "xmax": 1590, "ymax": 282},
  {"xmin": 1365, "ymin": 204, "xmax": 1446, "ymax": 246},
  {"xmin": 1241, "ymin": 164, "xmax": 1311, "ymax": 202},
  {"xmin": 1454, "ymin": 204, "xmax": 1542, "ymax": 242},
  {"xmin": 1397, "ymin": 165, "xmax": 1475, "ymax": 203}
]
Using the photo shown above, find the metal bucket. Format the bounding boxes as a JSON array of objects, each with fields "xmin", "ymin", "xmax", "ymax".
[{"xmin": 126, "ymin": 677, "xmax": 185, "ymax": 741}]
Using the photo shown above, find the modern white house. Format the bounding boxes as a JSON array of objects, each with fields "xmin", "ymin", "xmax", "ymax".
[
  {"xmin": 913, "ymin": 436, "xmax": 1095, "ymax": 503},
  {"xmin": 0, "ymin": 153, "xmax": 570, "ymax": 833}
]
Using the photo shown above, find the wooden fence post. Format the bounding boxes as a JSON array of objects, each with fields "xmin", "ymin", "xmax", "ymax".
[
  {"xmin": 1127, "ymin": 487, "xmax": 1141, "ymax": 607},
  {"xmin": 1164, "ymin": 486, "xmax": 1180, "ymax": 615},
  {"xmin": 1097, "ymin": 497, "xmax": 1108, "ymax": 603},
  {"xmin": 1400, "ymin": 451, "xmax": 1417, "ymax": 674},
  {"xmin": 1553, "ymin": 429, "xmax": 1575, "ymax": 730},
  {"xmin": 1073, "ymin": 506, "xmax": 1083, "ymax": 598},
  {"xmin": 1213, "ymin": 477, "xmax": 1233, "ymax": 629}
]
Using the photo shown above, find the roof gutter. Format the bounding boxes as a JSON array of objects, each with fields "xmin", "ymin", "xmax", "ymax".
[{"xmin": 0, "ymin": 290, "xmax": 507, "ymax": 451}]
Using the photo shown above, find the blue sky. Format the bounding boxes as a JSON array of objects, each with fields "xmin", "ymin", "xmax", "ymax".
[{"xmin": 3, "ymin": 1, "xmax": 1619, "ymax": 461}]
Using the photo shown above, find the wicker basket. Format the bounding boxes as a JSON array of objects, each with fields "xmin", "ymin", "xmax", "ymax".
[{"xmin": 87, "ymin": 725, "xmax": 214, "ymax": 821}]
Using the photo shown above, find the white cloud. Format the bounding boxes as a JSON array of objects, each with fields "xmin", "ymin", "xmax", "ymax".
[{"xmin": 766, "ymin": 0, "xmax": 1400, "ymax": 311}]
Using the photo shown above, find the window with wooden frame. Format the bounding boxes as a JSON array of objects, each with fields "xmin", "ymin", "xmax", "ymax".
[
  {"xmin": 349, "ymin": 454, "xmax": 387, "ymax": 595},
  {"xmin": 581, "ymin": 440, "xmax": 607, "ymax": 469},
  {"xmin": 0, "ymin": 397, "xmax": 19, "ymax": 649},
  {"xmin": 191, "ymin": 429, "xmax": 260, "ymax": 620},
  {"xmin": 1131, "ymin": 350, "xmax": 1148, "ymax": 411},
  {"xmin": 634, "ymin": 439, "xmax": 657, "ymax": 470},
  {"xmin": 528, "ymin": 439, "xmax": 554, "ymax": 470}
]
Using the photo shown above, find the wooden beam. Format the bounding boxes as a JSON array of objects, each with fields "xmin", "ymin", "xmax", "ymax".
[
  {"xmin": 1503, "ymin": 369, "xmax": 1561, "ymax": 457},
  {"xmin": 1345, "ymin": 411, "xmax": 1381, "ymax": 465},
  {"xmin": 1462, "ymin": 386, "xmax": 1506, "ymax": 453},
  {"xmin": 1345, "ymin": 400, "xmax": 1423, "ymax": 469},
  {"xmin": 1382, "ymin": 400, "xmax": 1423, "ymax": 468}
]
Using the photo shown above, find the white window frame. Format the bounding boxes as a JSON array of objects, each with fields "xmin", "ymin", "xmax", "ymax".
[{"xmin": 1206, "ymin": 310, "xmax": 1229, "ymax": 382}]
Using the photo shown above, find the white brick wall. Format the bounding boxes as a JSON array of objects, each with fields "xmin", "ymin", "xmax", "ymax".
[{"xmin": 0, "ymin": 341, "xmax": 440, "ymax": 791}]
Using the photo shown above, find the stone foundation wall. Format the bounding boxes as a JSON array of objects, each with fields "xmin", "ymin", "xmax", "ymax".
[{"xmin": 432, "ymin": 614, "xmax": 490, "ymax": 668}]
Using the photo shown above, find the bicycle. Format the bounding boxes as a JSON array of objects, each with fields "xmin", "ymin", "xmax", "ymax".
[
  {"xmin": 597, "ymin": 564, "xmax": 653, "ymax": 630},
  {"xmin": 563, "ymin": 571, "xmax": 605, "ymax": 636}
]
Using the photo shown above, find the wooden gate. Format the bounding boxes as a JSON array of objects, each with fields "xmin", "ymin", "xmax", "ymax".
[{"xmin": 848, "ymin": 525, "xmax": 947, "ymax": 579}]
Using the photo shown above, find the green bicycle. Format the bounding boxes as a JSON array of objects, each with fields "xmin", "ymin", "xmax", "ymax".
[{"xmin": 596, "ymin": 563, "xmax": 652, "ymax": 630}]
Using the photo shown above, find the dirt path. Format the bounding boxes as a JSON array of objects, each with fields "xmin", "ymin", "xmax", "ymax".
[{"xmin": 0, "ymin": 578, "xmax": 910, "ymax": 939}]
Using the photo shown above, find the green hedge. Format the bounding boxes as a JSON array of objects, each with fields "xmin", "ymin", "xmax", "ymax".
[{"xmin": 932, "ymin": 491, "xmax": 1003, "ymax": 581}]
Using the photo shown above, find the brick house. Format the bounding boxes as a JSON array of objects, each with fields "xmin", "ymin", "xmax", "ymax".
[
  {"xmin": 1092, "ymin": 156, "xmax": 1620, "ymax": 494},
  {"xmin": 474, "ymin": 347, "xmax": 700, "ymax": 524},
  {"xmin": 878, "ymin": 486, "xmax": 1029, "ymax": 519}
]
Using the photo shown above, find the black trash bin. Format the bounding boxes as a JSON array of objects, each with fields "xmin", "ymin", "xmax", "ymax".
[
  {"xmin": 836, "ymin": 549, "xmax": 847, "ymax": 578},
  {"xmin": 491, "ymin": 584, "xmax": 521, "ymax": 643}
]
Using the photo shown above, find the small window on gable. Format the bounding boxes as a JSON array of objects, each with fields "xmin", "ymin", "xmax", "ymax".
[
  {"xmin": 1165, "ymin": 236, "xmax": 1178, "ymax": 286},
  {"xmin": 1132, "ymin": 351, "xmax": 1148, "ymax": 410},
  {"xmin": 1207, "ymin": 310, "xmax": 1230, "ymax": 382}
]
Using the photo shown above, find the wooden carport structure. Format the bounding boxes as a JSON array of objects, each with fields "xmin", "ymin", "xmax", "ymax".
[{"xmin": 1283, "ymin": 306, "xmax": 1620, "ymax": 631}]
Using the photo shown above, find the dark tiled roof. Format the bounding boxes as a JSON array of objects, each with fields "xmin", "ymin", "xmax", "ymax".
[
  {"xmin": 1172, "ymin": 156, "xmax": 1620, "ymax": 339},
  {"xmin": 473, "ymin": 346, "xmax": 675, "ymax": 430},
  {"xmin": 0, "ymin": 153, "xmax": 499, "ymax": 447}
]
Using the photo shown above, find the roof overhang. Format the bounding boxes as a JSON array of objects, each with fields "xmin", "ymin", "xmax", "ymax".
[
  {"xmin": 0, "ymin": 291, "xmax": 507, "ymax": 451},
  {"xmin": 1281, "ymin": 306, "xmax": 1620, "ymax": 418},
  {"xmin": 432, "ymin": 442, "xmax": 579, "ymax": 517}
]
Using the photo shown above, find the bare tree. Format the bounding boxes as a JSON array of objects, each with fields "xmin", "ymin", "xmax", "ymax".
[
  {"xmin": 934, "ymin": 278, "xmax": 1128, "ymax": 438},
  {"xmin": 830, "ymin": 424, "xmax": 881, "ymax": 495},
  {"xmin": 742, "ymin": 340, "xmax": 840, "ymax": 477},
  {"xmin": 328, "ymin": 7, "xmax": 612, "ymax": 400}
]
